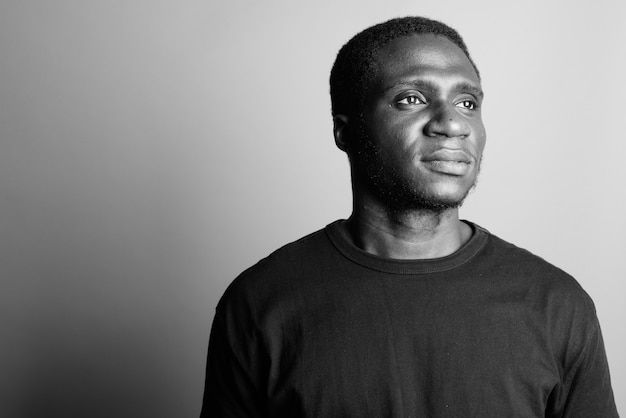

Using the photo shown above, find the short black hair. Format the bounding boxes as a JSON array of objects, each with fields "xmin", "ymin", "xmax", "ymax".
[{"xmin": 330, "ymin": 16, "xmax": 480, "ymax": 117}]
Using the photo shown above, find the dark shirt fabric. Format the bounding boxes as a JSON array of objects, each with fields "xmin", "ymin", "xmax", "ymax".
[{"xmin": 201, "ymin": 220, "xmax": 618, "ymax": 417}]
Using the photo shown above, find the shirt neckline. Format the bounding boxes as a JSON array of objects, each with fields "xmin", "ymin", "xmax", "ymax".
[{"xmin": 325, "ymin": 219, "xmax": 489, "ymax": 275}]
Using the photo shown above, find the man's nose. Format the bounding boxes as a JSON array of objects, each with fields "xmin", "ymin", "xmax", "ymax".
[{"xmin": 423, "ymin": 104, "xmax": 470, "ymax": 139}]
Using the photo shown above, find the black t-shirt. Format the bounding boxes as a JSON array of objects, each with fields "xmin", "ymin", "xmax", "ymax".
[{"xmin": 201, "ymin": 221, "xmax": 618, "ymax": 417}]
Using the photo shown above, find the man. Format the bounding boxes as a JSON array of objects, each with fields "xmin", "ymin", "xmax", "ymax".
[{"xmin": 201, "ymin": 17, "xmax": 618, "ymax": 417}]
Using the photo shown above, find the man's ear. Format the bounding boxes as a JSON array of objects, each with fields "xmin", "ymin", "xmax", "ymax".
[{"xmin": 333, "ymin": 114, "xmax": 350, "ymax": 152}]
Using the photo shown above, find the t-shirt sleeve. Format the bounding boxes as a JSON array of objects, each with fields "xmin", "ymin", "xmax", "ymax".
[
  {"xmin": 550, "ymin": 313, "xmax": 619, "ymax": 418},
  {"xmin": 200, "ymin": 301, "xmax": 267, "ymax": 418}
]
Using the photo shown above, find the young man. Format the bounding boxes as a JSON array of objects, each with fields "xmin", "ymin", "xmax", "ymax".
[{"xmin": 201, "ymin": 17, "xmax": 618, "ymax": 417}]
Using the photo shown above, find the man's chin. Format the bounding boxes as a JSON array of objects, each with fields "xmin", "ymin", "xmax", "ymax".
[
  {"xmin": 385, "ymin": 190, "xmax": 466, "ymax": 214},
  {"xmin": 360, "ymin": 166, "xmax": 477, "ymax": 214}
]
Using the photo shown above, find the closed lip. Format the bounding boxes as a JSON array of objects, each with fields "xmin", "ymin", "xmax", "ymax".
[{"xmin": 422, "ymin": 150, "xmax": 472, "ymax": 164}]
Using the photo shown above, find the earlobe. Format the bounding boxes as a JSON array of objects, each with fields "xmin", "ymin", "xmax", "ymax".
[{"xmin": 333, "ymin": 114, "xmax": 350, "ymax": 152}]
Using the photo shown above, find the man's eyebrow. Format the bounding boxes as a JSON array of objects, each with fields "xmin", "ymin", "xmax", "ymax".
[
  {"xmin": 384, "ymin": 79, "xmax": 484, "ymax": 99},
  {"xmin": 456, "ymin": 82, "xmax": 484, "ymax": 99}
]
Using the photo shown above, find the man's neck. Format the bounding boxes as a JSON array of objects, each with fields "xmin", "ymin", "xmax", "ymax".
[{"xmin": 342, "ymin": 203, "xmax": 472, "ymax": 260}]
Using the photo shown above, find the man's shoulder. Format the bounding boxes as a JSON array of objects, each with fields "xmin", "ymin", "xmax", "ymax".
[
  {"xmin": 483, "ymin": 227, "xmax": 575, "ymax": 280},
  {"xmin": 477, "ymin": 224, "xmax": 595, "ymax": 310},
  {"xmin": 216, "ymin": 222, "xmax": 339, "ymax": 310},
  {"xmin": 242, "ymin": 223, "xmax": 335, "ymax": 276}
]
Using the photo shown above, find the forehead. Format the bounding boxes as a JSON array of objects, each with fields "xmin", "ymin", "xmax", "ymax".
[{"xmin": 371, "ymin": 34, "xmax": 480, "ymax": 89}]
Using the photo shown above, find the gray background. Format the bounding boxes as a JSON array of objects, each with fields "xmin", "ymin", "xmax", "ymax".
[{"xmin": 1, "ymin": 0, "xmax": 624, "ymax": 416}]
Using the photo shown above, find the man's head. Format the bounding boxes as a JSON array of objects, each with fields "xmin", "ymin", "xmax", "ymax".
[
  {"xmin": 330, "ymin": 17, "xmax": 486, "ymax": 214},
  {"xmin": 330, "ymin": 16, "xmax": 480, "ymax": 119}
]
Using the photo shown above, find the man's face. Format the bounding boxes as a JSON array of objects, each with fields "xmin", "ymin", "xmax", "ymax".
[{"xmin": 348, "ymin": 34, "xmax": 486, "ymax": 212}]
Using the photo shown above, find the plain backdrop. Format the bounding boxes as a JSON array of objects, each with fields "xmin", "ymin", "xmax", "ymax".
[{"xmin": 1, "ymin": 1, "xmax": 624, "ymax": 417}]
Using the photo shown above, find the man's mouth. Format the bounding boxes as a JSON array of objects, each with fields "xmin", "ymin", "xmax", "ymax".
[{"xmin": 422, "ymin": 150, "xmax": 472, "ymax": 176}]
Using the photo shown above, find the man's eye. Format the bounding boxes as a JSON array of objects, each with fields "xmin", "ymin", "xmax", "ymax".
[
  {"xmin": 396, "ymin": 95, "xmax": 423, "ymax": 106},
  {"xmin": 456, "ymin": 100, "xmax": 477, "ymax": 110}
]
